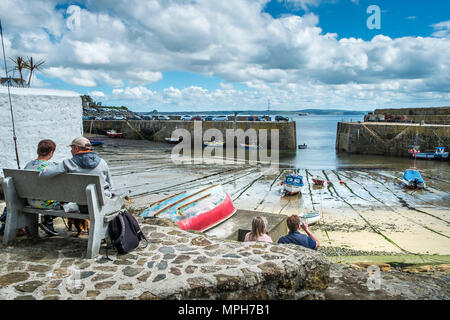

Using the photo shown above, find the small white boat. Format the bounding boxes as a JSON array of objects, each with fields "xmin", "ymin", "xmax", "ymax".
[
  {"xmin": 203, "ymin": 141, "xmax": 225, "ymax": 148},
  {"xmin": 165, "ymin": 137, "xmax": 183, "ymax": 144},
  {"xmin": 106, "ymin": 130, "xmax": 123, "ymax": 138},
  {"xmin": 300, "ymin": 211, "xmax": 321, "ymax": 225},
  {"xmin": 240, "ymin": 143, "xmax": 261, "ymax": 150}
]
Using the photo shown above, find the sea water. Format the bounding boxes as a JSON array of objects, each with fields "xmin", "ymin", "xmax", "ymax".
[{"xmin": 278, "ymin": 113, "xmax": 449, "ymax": 170}]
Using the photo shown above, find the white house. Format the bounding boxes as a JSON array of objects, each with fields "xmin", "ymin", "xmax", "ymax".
[{"xmin": 0, "ymin": 87, "xmax": 82, "ymax": 175}]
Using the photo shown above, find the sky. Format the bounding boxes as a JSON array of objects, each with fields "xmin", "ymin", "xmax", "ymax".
[{"xmin": 0, "ymin": 0, "xmax": 449, "ymax": 112}]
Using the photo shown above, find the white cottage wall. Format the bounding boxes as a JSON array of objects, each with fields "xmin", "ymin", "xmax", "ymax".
[{"xmin": 0, "ymin": 88, "xmax": 82, "ymax": 176}]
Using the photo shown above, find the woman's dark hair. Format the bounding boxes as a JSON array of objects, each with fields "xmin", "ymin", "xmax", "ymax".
[{"xmin": 37, "ymin": 139, "xmax": 56, "ymax": 157}]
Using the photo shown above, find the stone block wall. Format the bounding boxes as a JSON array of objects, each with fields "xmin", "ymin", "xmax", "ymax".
[
  {"xmin": 372, "ymin": 107, "xmax": 450, "ymax": 124},
  {"xmin": 336, "ymin": 122, "xmax": 450, "ymax": 157},
  {"xmin": 0, "ymin": 88, "xmax": 82, "ymax": 175},
  {"xmin": 0, "ymin": 221, "xmax": 331, "ymax": 300},
  {"xmin": 84, "ymin": 120, "xmax": 297, "ymax": 150}
]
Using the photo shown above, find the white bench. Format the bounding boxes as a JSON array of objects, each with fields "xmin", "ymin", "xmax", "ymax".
[{"xmin": 2, "ymin": 169, "xmax": 124, "ymax": 259}]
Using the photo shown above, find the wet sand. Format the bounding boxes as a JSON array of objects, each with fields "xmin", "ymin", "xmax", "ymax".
[{"xmin": 96, "ymin": 138, "xmax": 450, "ymax": 255}]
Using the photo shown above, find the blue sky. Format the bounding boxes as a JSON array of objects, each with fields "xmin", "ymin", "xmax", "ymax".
[
  {"xmin": 1, "ymin": 0, "xmax": 449, "ymax": 111},
  {"xmin": 265, "ymin": 0, "xmax": 450, "ymax": 40}
]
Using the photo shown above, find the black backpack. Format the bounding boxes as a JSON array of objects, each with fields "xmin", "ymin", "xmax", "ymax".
[{"xmin": 107, "ymin": 209, "xmax": 148, "ymax": 256}]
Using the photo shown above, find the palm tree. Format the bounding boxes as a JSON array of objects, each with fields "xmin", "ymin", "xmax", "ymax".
[
  {"xmin": 9, "ymin": 56, "xmax": 26, "ymax": 87},
  {"xmin": 24, "ymin": 56, "xmax": 45, "ymax": 87}
]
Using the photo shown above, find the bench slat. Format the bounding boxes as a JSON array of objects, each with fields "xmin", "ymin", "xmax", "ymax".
[
  {"xmin": 22, "ymin": 207, "xmax": 120, "ymax": 223},
  {"xmin": 3, "ymin": 169, "xmax": 105, "ymax": 206},
  {"xmin": 22, "ymin": 207, "xmax": 89, "ymax": 220}
]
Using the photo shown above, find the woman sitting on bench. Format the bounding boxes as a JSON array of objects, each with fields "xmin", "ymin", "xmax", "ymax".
[
  {"xmin": 1, "ymin": 139, "xmax": 60, "ymax": 237},
  {"xmin": 24, "ymin": 139, "xmax": 61, "ymax": 236}
]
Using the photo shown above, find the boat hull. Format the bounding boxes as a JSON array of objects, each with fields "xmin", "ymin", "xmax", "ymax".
[
  {"xmin": 412, "ymin": 151, "xmax": 449, "ymax": 160},
  {"xmin": 203, "ymin": 141, "xmax": 226, "ymax": 148},
  {"xmin": 90, "ymin": 140, "xmax": 104, "ymax": 146},
  {"xmin": 312, "ymin": 178, "xmax": 324, "ymax": 185},
  {"xmin": 140, "ymin": 185, "xmax": 236, "ymax": 232},
  {"xmin": 165, "ymin": 138, "xmax": 182, "ymax": 144},
  {"xmin": 178, "ymin": 192, "xmax": 236, "ymax": 231},
  {"xmin": 106, "ymin": 131, "xmax": 123, "ymax": 138},
  {"xmin": 240, "ymin": 144, "xmax": 260, "ymax": 150},
  {"xmin": 283, "ymin": 184, "xmax": 302, "ymax": 195},
  {"xmin": 300, "ymin": 212, "xmax": 321, "ymax": 225},
  {"xmin": 403, "ymin": 180, "xmax": 426, "ymax": 189}
]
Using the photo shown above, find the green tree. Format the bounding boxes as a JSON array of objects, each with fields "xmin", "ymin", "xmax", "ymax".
[
  {"xmin": 9, "ymin": 56, "xmax": 26, "ymax": 86},
  {"xmin": 24, "ymin": 56, "xmax": 45, "ymax": 87}
]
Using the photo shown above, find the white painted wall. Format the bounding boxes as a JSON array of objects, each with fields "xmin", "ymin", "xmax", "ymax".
[{"xmin": 0, "ymin": 87, "xmax": 82, "ymax": 176}]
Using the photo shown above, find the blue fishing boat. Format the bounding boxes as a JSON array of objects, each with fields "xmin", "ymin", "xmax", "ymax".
[
  {"xmin": 403, "ymin": 169, "xmax": 426, "ymax": 189},
  {"xmin": 89, "ymin": 138, "xmax": 104, "ymax": 146},
  {"xmin": 281, "ymin": 174, "xmax": 304, "ymax": 195},
  {"xmin": 240, "ymin": 143, "xmax": 261, "ymax": 150},
  {"xmin": 409, "ymin": 146, "xmax": 449, "ymax": 160}
]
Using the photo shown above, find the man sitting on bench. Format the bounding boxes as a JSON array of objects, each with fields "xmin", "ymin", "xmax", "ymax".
[{"xmin": 39, "ymin": 137, "xmax": 113, "ymax": 213}]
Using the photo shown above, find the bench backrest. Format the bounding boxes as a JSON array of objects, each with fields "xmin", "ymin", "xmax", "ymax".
[{"xmin": 3, "ymin": 169, "xmax": 105, "ymax": 206}]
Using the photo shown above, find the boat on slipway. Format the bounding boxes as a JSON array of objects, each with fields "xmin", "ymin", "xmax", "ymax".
[
  {"xmin": 88, "ymin": 138, "xmax": 104, "ymax": 146},
  {"xmin": 312, "ymin": 177, "xmax": 325, "ymax": 185},
  {"xmin": 86, "ymin": 120, "xmax": 104, "ymax": 146},
  {"xmin": 140, "ymin": 184, "xmax": 236, "ymax": 232},
  {"xmin": 106, "ymin": 130, "xmax": 123, "ymax": 138},
  {"xmin": 403, "ymin": 169, "xmax": 426, "ymax": 189},
  {"xmin": 300, "ymin": 211, "xmax": 321, "ymax": 225},
  {"xmin": 203, "ymin": 141, "xmax": 225, "ymax": 148},
  {"xmin": 240, "ymin": 143, "xmax": 262, "ymax": 150},
  {"xmin": 281, "ymin": 174, "xmax": 304, "ymax": 195},
  {"xmin": 165, "ymin": 137, "xmax": 183, "ymax": 144}
]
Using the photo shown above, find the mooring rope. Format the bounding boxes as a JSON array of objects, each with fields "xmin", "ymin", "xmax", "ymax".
[{"xmin": 0, "ymin": 19, "xmax": 20, "ymax": 169}]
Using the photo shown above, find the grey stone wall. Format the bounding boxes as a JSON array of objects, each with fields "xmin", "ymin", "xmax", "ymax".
[
  {"xmin": 84, "ymin": 120, "xmax": 297, "ymax": 150},
  {"xmin": 0, "ymin": 220, "xmax": 330, "ymax": 300},
  {"xmin": 336, "ymin": 122, "xmax": 450, "ymax": 157}
]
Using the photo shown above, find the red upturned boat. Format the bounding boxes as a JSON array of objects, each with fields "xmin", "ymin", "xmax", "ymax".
[
  {"xmin": 106, "ymin": 130, "xmax": 123, "ymax": 138},
  {"xmin": 140, "ymin": 184, "xmax": 236, "ymax": 232}
]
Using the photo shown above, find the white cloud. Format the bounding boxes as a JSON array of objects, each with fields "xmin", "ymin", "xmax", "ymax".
[
  {"xmin": 89, "ymin": 91, "xmax": 106, "ymax": 99},
  {"xmin": 1, "ymin": 0, "xmax": 448, "ymax": 110},
  {"xmin": 431, "ymin": 20, "xmax": 450, "ymax": 38}
]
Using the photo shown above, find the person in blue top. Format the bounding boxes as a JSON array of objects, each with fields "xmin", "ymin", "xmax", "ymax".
[{"xmin": 277, "ymin": 215, "xmax": 320, "ymax": 250}]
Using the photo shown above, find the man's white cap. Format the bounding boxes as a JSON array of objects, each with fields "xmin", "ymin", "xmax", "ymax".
[{"xmin": 69, "ymin": 137, "xmax": 92, "ymax": 148}]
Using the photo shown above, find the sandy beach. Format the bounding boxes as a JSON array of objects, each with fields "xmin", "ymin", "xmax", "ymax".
[{"xmin": 93, "ymin": 138, "xmax": 450, "ymax": 257}]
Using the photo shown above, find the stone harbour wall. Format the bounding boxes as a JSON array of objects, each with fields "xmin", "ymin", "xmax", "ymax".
[
  {"xmin": 84, "ymin": 120, "xmax": 297, "ymax": 150},
  {"xmin": 336, "ymin": 122, "xmax": 450, "ymax": 157},
  {"xmin": 0, "ymin": 219, "xmax": 330, "ymax": 300},
  {"xmin": 373, "ymin": 106, "xmax": 450, "ymax": 124}
]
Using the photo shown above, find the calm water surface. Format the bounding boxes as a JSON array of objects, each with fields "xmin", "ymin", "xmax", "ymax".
[{"xmin": 278, "ymin": 114, "xmax": 449, "ymax": 171}]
